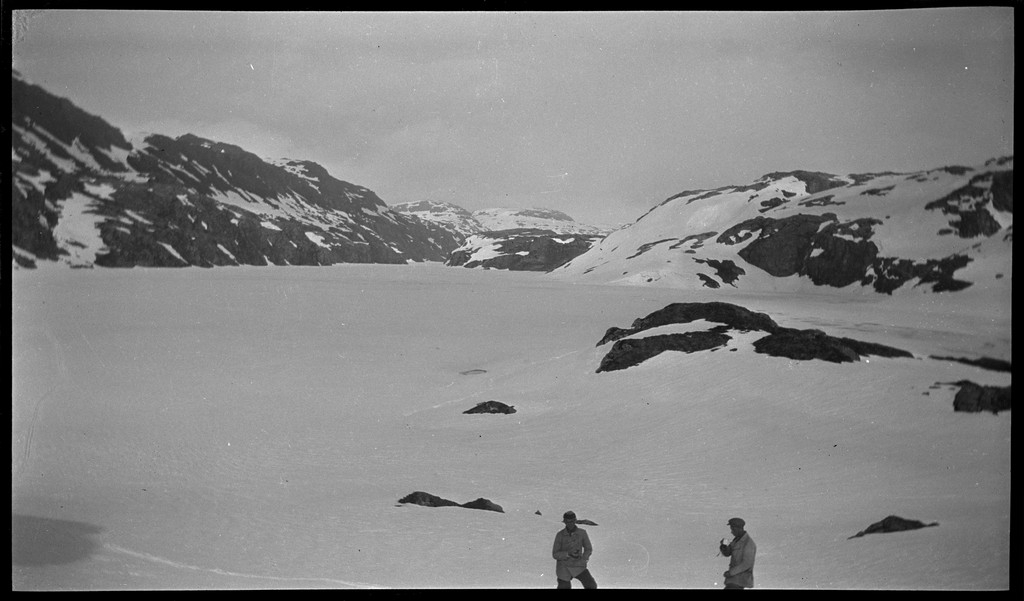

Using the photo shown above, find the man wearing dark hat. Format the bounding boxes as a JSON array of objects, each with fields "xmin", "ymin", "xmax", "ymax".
[
  {"xmin": 719, "ymin": 517, "xmax": 756, "ymax": 589},
  {"xmin": 552, "ymin": 510, "xmax": 597, "ymax": 588}
]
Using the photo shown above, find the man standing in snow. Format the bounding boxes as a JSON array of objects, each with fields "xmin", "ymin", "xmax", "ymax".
[
  {"xmin": 552, "ymin": 510, "xmax": 597, "ymax": 588},
  {"xmin": 719, "ymin": 517, "xmax": 756, "ymax": 589}
]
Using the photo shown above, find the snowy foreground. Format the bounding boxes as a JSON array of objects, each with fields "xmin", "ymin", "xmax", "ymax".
[{"xmin": 12, "ymin": 264, "xmax": 1011, "ymax": 589}]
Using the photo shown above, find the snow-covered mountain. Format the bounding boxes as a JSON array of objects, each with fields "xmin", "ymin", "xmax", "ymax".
[
  {"xmin": 553, "ymin": 161, "xmax": 1013, "ymax": 299},
  {"xmin": 471, "ymin": 207, "xmax": 610, "ymax": 236},
  {"xmin": 391, "ymin": 202, "xmax": 612, "ymax": 239},
  {"xmin": 446, "ymin": 229, "xmax": 605, "ymax": 271},
  {"xmin": 11, "ymin": 70, "xmax": 462, "ymax": 268},
  {"xmin": 390, "ymin": 200, "xmax": 486, "ymax": 238},
  {"xmin": 392, "ymin": 203, "xmax": 613, "ymax": 271}
]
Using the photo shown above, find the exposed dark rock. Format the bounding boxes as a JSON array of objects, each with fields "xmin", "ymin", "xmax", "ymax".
[
  {"xmin": 758, "ymin": 197, "xmax": 787, "ymax": 212},
  {"xmin": 799, "ymin": 194, "xmax": 844, "ymax": 208},
  {"xmin": 990, "ymin": 169, "xmax": 1013, "ymax": 213},
  {"xmin": 447, "ymin": 229, "xmax": 602, "ymax": 271},
  {"xmin": 464, "ymin": 401, "xmax": 517, "ymax": 415},
  {"xmin": 459, "ymin": 498, "xmax": 505, "ymax": 512},
  {"xmin": 848, "ymin": 515, "xmax": 939, "ymax": 539},
  {"xmin": 938, "ymin": 164, "xmax": 973, "ymax": 176},
  {"xmin": 930, "ymin": 356, "xmax": 1012, "ymax": 373},
  {"xmin": 717, "ymin": 211, "xmax": 977, "ymax": 294},
  {"xmin": 760, "ymin": 170, "xmax": 848, "ymax": 195},
  {"xmin": 398, "ymin": 491, "xmax": 460, "ymax": 508},
  {"xmin": 597, "ymin": 302, "xmax": 779, "ymax": 346},
  {"xmin": 871, "ymin": 254, "xmax": 973, "ymax": 293},
  {"xmin": 861, "ymin": 185, "xmax": 896, "ymax": 196},
  {"xmin": 731, "ymin": 214, "xmax": 837, "ymax": 277},
  {"xmin": 950, "ymin": 381, "xmax": 1011, "ymax": 414},
  {"xmin": 697, "ymin": 273, "xmax": 720, "ymax": 288},
  {"xmin": 597, "ymin": 331, "xmax": 732, "ymax": 372},
  {"xmin": 803, "ymin": 228, "xmax": 879, "ymax": 288},
  {"xmin": 627, "ymin": 238, "xmax": 678, "ymax": 259},
  {"xmin": 752, "ymin": 328, "xmax": 913, "ymax": 363},
  {"xmin": 693, "ymin": 258, "xmax": 745, "ymax": 286},
  {"xmin": 848, "ymin": 172, "xmax": 900, "ymax": 185},
  {"xmin": 398, "ymin": 492, "xmax": 504, "ymax": 513},
  {"xmin": 669, "ymin": 232, "xmax": 718, "ymax": 250},
  {"xmin": 925, "ymin": 173, "xmax": 1008, "ymax": 238},
  {"xmin": 597, "ymin": 302, "xmax": 913, "ymax": 371}
]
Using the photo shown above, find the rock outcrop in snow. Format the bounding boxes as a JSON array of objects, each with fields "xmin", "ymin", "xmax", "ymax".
[
  {"xmin": 848, "ymin": 516, "xmax": 939, "ymax": 539},
  {"xmin": 950, "ymin": 381, "xmax": 1012, "ymax": 414},
  {"xmin": 398, "ymin": 491, "xmax": 504, "ymax": 513},
  {"xmin": 463, "ymin": 401, "xmax": 517, "ymax": 414},
  {"xmin": 595, "ymin": 301, "xmax": 914, "ymax": 372}
]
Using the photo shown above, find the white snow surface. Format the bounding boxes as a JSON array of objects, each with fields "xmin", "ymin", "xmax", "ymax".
[{"xmin": 12, "ymin": 264, "xmax": 1010, "ymax": 590}]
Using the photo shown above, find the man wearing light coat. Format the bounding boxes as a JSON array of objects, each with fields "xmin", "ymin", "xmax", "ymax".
[
  {"xmin": 720, "ymin": 517, "xmax": 756, "ymax": 589},
  {"xmin": 552, "ymin": 510, "xmax": 597, "ymax": 588}
]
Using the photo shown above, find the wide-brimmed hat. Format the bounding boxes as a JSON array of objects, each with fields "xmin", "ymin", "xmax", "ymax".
[
  {"xmin": 727, "ymin": 517, "xmax": 745, "ymax": 528},
  {"xmin": 562, "ymin": 511, "xmax": 577, "ymax": 522}
]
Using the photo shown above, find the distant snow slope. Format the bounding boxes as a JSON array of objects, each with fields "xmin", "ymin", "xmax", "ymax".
[
  {"xmin": 447, "ymin": 229, "xmax": 605, "ymax": 272},
  {"xmin": 553, "ymin": 159, "xmax": 1012, "ymax": 301},
  {"xmin": 12, "ymin": 265, "xmax": 1010, "ymax": 590},
  {"xmin": 472, "ymin": 207, "xmax": 611, "ymax": 235},
  {"xmin": 390, "ymin": 201, "xmax": 485, "ymax": 238},
  {"xmin": 391, "ymin": 202, "xmax": 613, "ymax": 239}
]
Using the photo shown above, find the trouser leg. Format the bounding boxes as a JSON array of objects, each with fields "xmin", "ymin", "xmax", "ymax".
[
  {"xmin": 556, "ymin": 578, "xmax": 572, "ymax": 589},
  {"xmin": 576, "ymin": 569, "xmax": 597, "ymax": 589}
]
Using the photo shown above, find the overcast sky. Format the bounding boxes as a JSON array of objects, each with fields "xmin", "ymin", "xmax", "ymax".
[{"xmin": 12, "ymin": 9, "xmax": 1014, "ymax": 227}]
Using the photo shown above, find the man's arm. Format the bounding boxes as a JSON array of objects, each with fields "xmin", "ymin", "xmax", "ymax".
[
  {"xmin": 727, "ymin": 538, "xmax": 756, "ymax": 575},
  {"xmin": 552, "ymin": 532, "xmax": 569, "ymax": 561}
]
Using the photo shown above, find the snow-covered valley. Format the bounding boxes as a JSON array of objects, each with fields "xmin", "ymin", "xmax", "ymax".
[{"xmin": 11, "ymin": 264, "xmax": 1010, "ymax": 589}]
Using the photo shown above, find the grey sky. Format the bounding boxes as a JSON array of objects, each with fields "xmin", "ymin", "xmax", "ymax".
[{"xmin": 12, "ymin": 9, "xmax": 1014, "ymax": 227}]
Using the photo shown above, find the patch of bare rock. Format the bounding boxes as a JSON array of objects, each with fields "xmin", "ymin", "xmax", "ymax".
[
  {"xmin": 464, "ymin": 400, "xmax": 517, "ymax": 414},
  {"xmin": 848, "ymin": 515, "xmax": 939, "ymax": 539},
  {"xmin": 398, "ymin": 491, "xmax": 504, "ymax": 513},
  {"xmin": 596, "ymin": 301, "xmax": 913, "ymax": 372}
]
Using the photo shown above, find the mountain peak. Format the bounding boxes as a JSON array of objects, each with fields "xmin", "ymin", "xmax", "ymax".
[
  {"xmin": 555, "ymin": 157, "xmax": 1012, "ymax": 298},
  {"xmin": 11, "ymin": 72, "xmax": 464, "ymax": 268},
  {"xmin": 471, "ymin": 207, "xmax": 607, "ymax": 235}
]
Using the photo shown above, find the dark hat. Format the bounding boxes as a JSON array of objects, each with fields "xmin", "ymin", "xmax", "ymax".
[
  {"xmin": 562, "ymin": 511, "xmax": 577, "ymax": 522},
  {"xmin": 727, "ymin": 517, "xmax": 745, "ymax": 528}
]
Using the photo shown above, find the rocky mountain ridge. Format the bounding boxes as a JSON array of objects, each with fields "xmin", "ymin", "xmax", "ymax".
[
  {"xmin": 553, "ymin": 158, "xmax": 1013, "ymax": 297},
  {"xmin": 11, "ymin": 68, "xmax": 1012, "ymax": 296},
  {"xmin": 12, "ymin": 70, "xmax": 462, "ymax": 269},
  {"xmin": 445, "ymin": 228, "xmax": 606, "ymax": 271},
  {"xmin": 390, "ymin": 201, "xmax": 612, "ymax": 237},
  {"xmin": 391, "ymin": 201, "xmax": 614, "ymax": 272}
]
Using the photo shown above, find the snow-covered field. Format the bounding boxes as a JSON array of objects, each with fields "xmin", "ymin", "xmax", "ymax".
[{"xmin": 11, "ymin": 264, "xmax": 1011, "ymax": 589}]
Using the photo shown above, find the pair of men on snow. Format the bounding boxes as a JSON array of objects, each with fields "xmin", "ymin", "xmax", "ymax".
[{"xmin": 552, "ymin": 512, "xmax": 756, "ymax": 589}]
